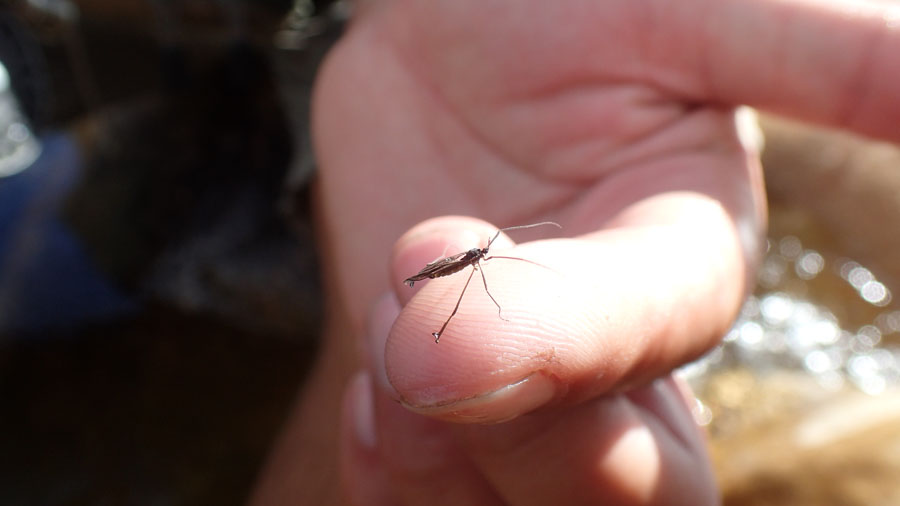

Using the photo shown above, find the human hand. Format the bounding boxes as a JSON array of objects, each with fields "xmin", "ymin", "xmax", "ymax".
[{"xmin": 304, "ymin": 0, "xmax": 900, "ymax": 504}]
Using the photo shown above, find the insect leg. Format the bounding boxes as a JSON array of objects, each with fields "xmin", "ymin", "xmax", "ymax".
[
  {"xmin": 433, "ymin": 266, "xmax": 476, "ymax": 343},
  {"xmin": 478, "ymin": 259, "xmax": 508, "ymax": 322}
]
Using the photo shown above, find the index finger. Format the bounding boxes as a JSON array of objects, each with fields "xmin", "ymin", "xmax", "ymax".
[{"xmin": 677, "ymin": 0, "xmax": 900, "ymax": 140}]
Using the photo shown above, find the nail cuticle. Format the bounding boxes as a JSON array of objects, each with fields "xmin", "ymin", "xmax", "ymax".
[{"xmin": 397, "ymin": 371, "xmax": 557, "ymax": 423}]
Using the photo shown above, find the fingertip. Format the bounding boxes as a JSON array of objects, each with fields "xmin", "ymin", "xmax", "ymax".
[
  {"xmin": 350, "ymin": 372, "xmax": 378, "ymax": 450},
  {"xmin": 386, "ymin": 216, "xmax": 569, "ymax": 422},
  {"xmin": 339, "ymin": 371, "xmax": 394, "ymax": 506},
  {"xmin": 365, "ymin": 292, "xmax": 401, "ymax": 395}
]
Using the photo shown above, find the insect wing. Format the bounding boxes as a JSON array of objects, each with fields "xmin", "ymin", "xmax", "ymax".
[{"xmin": 403, "ymin": 251, "xmax": 470, "ymax": 286}]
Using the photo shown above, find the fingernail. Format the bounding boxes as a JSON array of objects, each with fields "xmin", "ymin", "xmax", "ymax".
[
  {"xmin": 365, "ymin": 293, "xmax": 400, "ymax": 395},
  {"xmin": 401, "ymin": 372, "xmax": 557, "ymax": 424},
  {"xmin": 350, "ymin": 371, "xmax": 378, "ymax": 450}
]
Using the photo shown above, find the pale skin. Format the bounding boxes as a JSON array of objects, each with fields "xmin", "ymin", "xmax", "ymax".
[{"xmin": 249, "ymin": 0, "xmax": 900, "ymax": 505}]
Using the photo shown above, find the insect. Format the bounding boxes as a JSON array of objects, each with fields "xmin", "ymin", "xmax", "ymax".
[{"xmin": 404, "ymin": 221, "xmax": 561, "ymax": 343}]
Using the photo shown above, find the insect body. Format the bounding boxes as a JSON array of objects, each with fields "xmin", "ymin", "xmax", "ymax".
[
  {"xmin": 404, "ymin": 248, "xmax": 487, "ymax": 287},
  {"xmin": 404, "ymin": 221, "xmax": 560, "ymax": 342}
]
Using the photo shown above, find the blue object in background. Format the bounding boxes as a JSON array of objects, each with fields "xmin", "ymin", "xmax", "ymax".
[{"xmin": 0, "ymin": 133, "xmax": 137, "ymax": 336}]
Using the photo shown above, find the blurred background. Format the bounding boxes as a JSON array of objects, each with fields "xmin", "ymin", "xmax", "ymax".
[
  {"xmin": 0, "ymin": 0, "xmax": 338, "ymax": 503},
  {"xmin": 2, "ymin": 1, "xmax": 900, "ymax": 505}
]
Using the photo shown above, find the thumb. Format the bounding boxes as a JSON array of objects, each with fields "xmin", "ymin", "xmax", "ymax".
[
  {"xmin": 339, "ymin": 293, "xmax": 505, "ymax": 505},
  {"xmin": 387, "ymin": 200, "xmax": 754, "ymax": 423}
]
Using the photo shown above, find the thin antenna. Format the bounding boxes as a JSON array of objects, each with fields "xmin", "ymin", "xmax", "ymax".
[{"xmin": 487, "ymin": 221, "xmax": 561, "ymax": 247}]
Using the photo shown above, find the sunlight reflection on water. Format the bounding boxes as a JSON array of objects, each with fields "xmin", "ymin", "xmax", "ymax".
[{"xmin": 683, "ymin": 235, "xmax": 900, "ymax": 425}]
